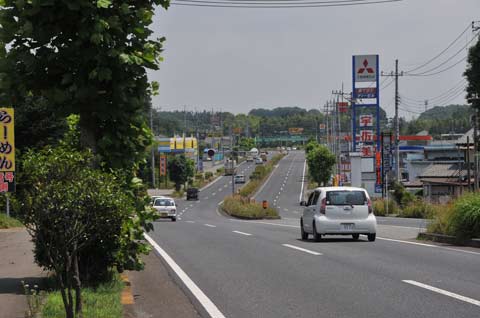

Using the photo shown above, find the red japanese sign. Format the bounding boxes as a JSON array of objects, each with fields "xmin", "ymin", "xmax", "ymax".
[
  {"xmin": 159, "ymin": 155, "xmax": 167, "ymax": 176},
  {"xmin": 361, "ymin": 130, "xmax": 374, "ymax": 142},
  {"xmin": 359, "ymin": 115, "xmax": 373, "ymax": 127}
]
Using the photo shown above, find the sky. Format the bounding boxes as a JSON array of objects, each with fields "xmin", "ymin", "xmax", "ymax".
[{"xmin": 148, "ymin": 0, "xmax": 480, "ymax": 119}]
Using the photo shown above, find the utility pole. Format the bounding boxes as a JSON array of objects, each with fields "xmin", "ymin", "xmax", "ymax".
[
  {"xmin": 382, "ymin": 60, "xmax": 403, "ymax": 182},
  {"xmin": 150, "ymin": 105, "xmax": 156, "ymax": 188}
]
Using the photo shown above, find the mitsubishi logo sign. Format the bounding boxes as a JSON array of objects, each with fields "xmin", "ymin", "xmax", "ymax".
[{"xmin": 354, "ymin": 55, "xmax": 377, "ymax": 82}]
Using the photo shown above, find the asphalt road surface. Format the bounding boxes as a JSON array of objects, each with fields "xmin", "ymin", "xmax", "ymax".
[{"xmin": 148, "ymin": 151, "xmax": 480, "ymax": 318}]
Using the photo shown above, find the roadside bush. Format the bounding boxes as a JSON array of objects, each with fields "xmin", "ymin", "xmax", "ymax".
[
  {"xmin": 195, "ymin": 173, "xmax": 204, "ymax": 181},
  {"xmin": 0, "ymin": 213, "xmax": 23, "ymax": 229},
  {"xmin": 373, "ymin": 199, "xmax": 398, "ymax": 216},
  {"xmin": 399, "ymin": 199, "xmax": 435, "ymax": 219},
  {"xmin": 205, "ymin": 171, "xmax": 214, "ymax": 179},
  {"xmin": 449, "ymin": 193, "xmax": 480, "ymax": 239},
  {"xmin": 427, "ymin": 204, "xmax": 455, "ymax": 235},
  {"xmin": 222, "ymin": 196, "xmax": 279, "ymax": 219},
  {"xmin": 239, "ymin": 180, "xmax": 261, "ymax": 197}
]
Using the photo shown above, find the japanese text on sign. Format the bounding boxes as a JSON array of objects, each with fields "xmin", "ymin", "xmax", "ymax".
[{"xmin": 0, "ymin": 108, "xmax": 14, "ymax": 193}]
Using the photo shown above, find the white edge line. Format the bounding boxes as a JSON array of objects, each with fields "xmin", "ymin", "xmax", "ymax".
[
  {"xmin": 402, "ymin": 280, "xmax": 480, "ymax": 307},
  {"xmin": 232, "ymin": 230, "xmax": 252, "ymax": 236},
  {"xmin": 378, "ymin": 237, "xmax": 480, "ymax": 255},
  {"xmin": 144, "ymin": 234, "xmax": 226, "ymax": 318},
  {"xmin": 299, "ymin": 158, "xmax": 306, "ymax": 203},
  {"xmin": 283, "ymin": 244, "xmax": 322, "ymax": 255}
]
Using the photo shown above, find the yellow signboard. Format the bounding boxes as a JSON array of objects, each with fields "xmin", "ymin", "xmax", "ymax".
[{"xmin": 0, "ymin": 108, "xmax": 15, "ymax": 192}]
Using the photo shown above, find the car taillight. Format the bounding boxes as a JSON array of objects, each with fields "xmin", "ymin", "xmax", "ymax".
[
  {"xmin": 320, "ymin": 198, "xmax": 326, "ymax": 214},
  {"xmin": 367, "ymin": 199, "xmax": 373, "ymax": 214}
]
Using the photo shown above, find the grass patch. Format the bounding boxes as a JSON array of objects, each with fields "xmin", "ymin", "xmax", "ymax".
[
  {"xmin": 238, "ymin": 153, "xmax": 285, "ymax": 198},
  {"xmin": 372, "ymin": 198, "xmax": 399, "ymax": 216},
  {"xmin": 398, "ymin": 198, "xmax": 435, "ymax": 219},
  {"xmin": 42, "ymin": 275, "xmax": 123, "ymax": 318},
  {"xmin": 222, "ymin": 196, "xmax": 280, "ymax": 219},
  {"xmin": 0, "ymin": 213, "xmax": 23, "ymax": 229}
]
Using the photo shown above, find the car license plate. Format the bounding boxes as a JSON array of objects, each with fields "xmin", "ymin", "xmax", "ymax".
[
  {"xmin": 160, "ymin": 212, "xmax": 168, "ymax": 217},
  {"xmin": 341, "ymin": 223, "xmax": 355, "ymax": 230}
]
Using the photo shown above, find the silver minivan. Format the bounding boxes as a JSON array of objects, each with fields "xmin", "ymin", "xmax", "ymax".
[{"xmin": 300, "ymin": 187, "xmax": 377, "ymax": 241}]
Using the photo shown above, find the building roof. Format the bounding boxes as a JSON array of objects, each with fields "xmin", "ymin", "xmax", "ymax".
[
  {"xmin": 455, "ymin": 128, "xmax": 474, "ymax": 145},
  {"xmin": 418, "ymin": 163, "xmax": 466, "ymax": 178},
  {"xmin": 420, "ymin": 177, "xmax": 472, "ymax": 186}
]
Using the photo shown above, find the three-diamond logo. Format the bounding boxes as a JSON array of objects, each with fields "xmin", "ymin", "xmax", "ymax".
[{"xmin": 358, "ymin": 59, "xmax": 374, "ymax": 74}]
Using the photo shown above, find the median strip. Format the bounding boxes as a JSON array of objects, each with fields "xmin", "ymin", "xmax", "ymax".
[
  {"xmin": 402, "ymin": 280, "xmax": 480, "ymax": 307},
  {"xmin": 282, "ymin": 244, "xmax": 322, "ymax": 256}
]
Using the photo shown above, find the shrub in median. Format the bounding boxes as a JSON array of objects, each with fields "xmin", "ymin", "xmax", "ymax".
[
  {"xmin": 0, "ymin": 213, "xmax": 23, "ymax": 229},
  {"xmin": 399, "ymin": 199, "xmax": 435, "ymax": 219},
  {"xmin": 427, "ymin": 204, "xmax": 455, "ymax": 236},
  {"xmin": 222, "ymin": 196, "xmax": 279, "ymax": 219}
]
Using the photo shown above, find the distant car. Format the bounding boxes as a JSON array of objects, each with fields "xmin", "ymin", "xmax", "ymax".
[
  {"xmin": 292, "ymin": 147, "xmax": 297, "ymax": 150},
  {"xmin": 300, "ymin": 187, "xmax": 376, "ymax": 242},
  {"xmin": 152, "ymin": 197, "xmax": 177, "ymax": 221},
  {"xmin": 255, "ymin": 158, "xmax": 263, "ymax": 165},
  {"xmin": 287, "ymin": 147, "xmax": 292, "ymax": 151},
  {"xmin": 234, "ymin": 174, "xmax": 246, "ymax": 184},
  {"xmin": 246, "ymin": 156, "xmax": 254, "ymax": 162},
  {"xmin": 186, "ymin": 187, "xmax": 199, "ymax": 201}
]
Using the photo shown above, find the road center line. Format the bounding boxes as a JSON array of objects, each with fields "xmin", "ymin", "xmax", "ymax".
[
  {"xmin": 204, "ymin": 224, "xmax": 216, "ymax": 228},
  {"xmin": 283, "ymin": 244, "xmax": 322, "ymax": 255},
  {"xmin": 402, "ymin": 280, "xmax": 480, "ymax": 307},
  {"xmin": 144, "ymin": 234, "xmax": 226, "ymax": 318},
  {"xmin": 232, "ymin": 230, "xmax": 252, "ymax": 236},
  {"xmin": 299, "ymin": 159, "xmax": 306, "ymax": 202}
]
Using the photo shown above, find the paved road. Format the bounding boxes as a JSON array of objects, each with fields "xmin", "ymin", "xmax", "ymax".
[{"xmin": 148, "ymin": 151, "xmax": 480, "ymax": 318}]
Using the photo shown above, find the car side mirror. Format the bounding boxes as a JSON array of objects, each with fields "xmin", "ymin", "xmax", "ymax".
[{"xmin": 300, "ymin": 201, "xmax": 307, "ymax": 206}]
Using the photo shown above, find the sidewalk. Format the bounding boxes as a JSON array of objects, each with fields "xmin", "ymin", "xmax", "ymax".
[{"xmin": 0, "ymin": 228, "xmax": 45, "ymax": 318}]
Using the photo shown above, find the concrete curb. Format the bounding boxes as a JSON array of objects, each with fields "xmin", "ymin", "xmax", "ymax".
[{"xmin": 418, "ymin": 232, "xmax": 480, "ymax": 248}]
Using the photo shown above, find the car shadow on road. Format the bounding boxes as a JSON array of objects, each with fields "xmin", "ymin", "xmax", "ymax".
[{"xmin": 295, "ymin": 238, "xmax": 369, "ymax": 244}]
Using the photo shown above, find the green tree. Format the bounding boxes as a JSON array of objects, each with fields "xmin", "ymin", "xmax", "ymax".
[
  {"xmin": 168, "ymin": 155, "xmax": 194, "ymax": 191},
  {"xmin": 306, "ymin": 144, "xmax": 336, "ymax": 186},
  {"xmin": 0, "ymin": 0, "xmax": 169, "ymax": 171},
  {"xmin": 465, "ymin": 38, "xmax": 480, "ymax": 109},
  {"xmin": 238, "ymin": 137, "xmax": 256, "ymax": 151}
]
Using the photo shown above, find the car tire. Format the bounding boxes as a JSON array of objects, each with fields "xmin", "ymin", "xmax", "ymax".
[
  {"xmin": 171, "ymin": 217, "xmax": 176, "ymax": 222},
  {"xmin": 312, "ymin": 222, "xmax": 322, "ymax": 242},
  {"xmin": 352, "ymin": 234, "xmax": 360, "ymax": 240},
  {"xmin": 368, "ymin": 233, "xmax": 376, "ymax": 242},
  {"xmin": 300, "ymin": 218, "xmax": 308, "ymax": 240}
]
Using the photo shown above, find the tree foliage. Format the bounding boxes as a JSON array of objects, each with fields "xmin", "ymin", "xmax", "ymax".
[
  {"xmin": 0, "ymin": 0, "xmax": 169, "ymax": 170},
  {"xmin": 306, "ymin": 142, "xmax": 336, "ymax": 186},
  {"xmin": 16, "ymin": 143, "xmax": 155, "ymax": 318},
  {"xmin": 465, "ymin": 38, "xmax": 480, "ymax": 109},
  {"xmin": 167, "ymin": 154, "xmax": 195, "ymax": 191}
]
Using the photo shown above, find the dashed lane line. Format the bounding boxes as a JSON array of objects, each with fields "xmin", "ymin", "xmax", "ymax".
[
  {"xmin": 232, "ymin": 231, "xmax": 252, "ymax": 236},
  {"xmin": 282, "ymin": 244, "xmax": 322, "ymax": 256},
  {"xmin": 204, "ymin": 224, "xmax": 216, "ymax": 228}
]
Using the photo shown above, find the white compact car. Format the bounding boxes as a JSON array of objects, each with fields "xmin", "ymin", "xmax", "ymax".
[
  {"xmin": 152, "ymin": 197, "xmax": 177, "ymax": 222},
  {"xmin": 300, "ymin": 187, "xmax": 376, "ymax": 241}
]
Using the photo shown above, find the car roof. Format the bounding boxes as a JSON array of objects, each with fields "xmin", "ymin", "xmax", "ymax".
[{"xmin": 311, "ymin": 186, "xmax": 368, "ymax": 192}]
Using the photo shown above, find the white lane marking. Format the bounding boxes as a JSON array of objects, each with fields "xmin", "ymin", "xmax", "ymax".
[
  {"xmin": 233, "ymin": 231, "xmax": 252, "ymax": 236},
  {"xmin": 224, "ymin": 184, "xmax": 228, "ymax": 188},
  {"xmin": 218, "ymin": 188, "xmax": 223, "ymax": 192},
  {"xmin": 402, "ymin": 280, "xmax": 480, "ymax": 307},
  {"xmin": 178, "ymin": 217, "xmax": 182, "ymax": 220},
  {"xmin": 199, "ymin": 175, "xmax": 223, "ymax": 192},
  {"xmin": 299, "ymin": 159, "xmax": 306, "ymax": 202},
  {"xmin": 212, "ymin": 192, "xmax": 216, "ymax": 196},
  {"xmin": 144, "ymin": 234, "xmax": 226, "ymax": 318},
  {"xmin": 185, "ymin": 221, "xmax": 195, "ymax": 223},
  {"xmin": 204, "ymin": 197, "xmax": 209, "ymax": 200},
  {"xmin": 252, "ymin": 162, "xmax": 282, "ymax": 199},
  {"xmin": 378, "ymin": 237, "xmax": 480, "ymax": 256},
  {"xmin": 204, "ymin": 224, "xmax": 216, "ymax": 228},
  {"xmin": 283, "ymin": 244, "xmax": 322, "ymax": 256}
]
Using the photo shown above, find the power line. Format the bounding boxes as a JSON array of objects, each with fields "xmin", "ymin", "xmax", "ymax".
[
  {"xmin": 399, "ymin": 78, "xmax": 466, "ymax": 104},
  {"xmin": 171, "ymin": 0, "xmax": 402, "ymax": 8},
  {"xmin": 405, "ymin": 23, "xmax": 471, "ymax": 73},
  {"xmin": 405, "ymin": 55, "xmax": 468, "ymax": 77}
]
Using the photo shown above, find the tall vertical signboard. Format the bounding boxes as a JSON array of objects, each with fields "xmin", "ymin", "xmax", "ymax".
[{"xmin": 352, "ymin": 55, "xmax": 382, "ymax": 193}]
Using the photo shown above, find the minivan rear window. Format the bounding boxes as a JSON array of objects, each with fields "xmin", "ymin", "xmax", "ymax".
[{"xmin": 326, "ymin": 191, "xmax": 366, "ymax": 206}]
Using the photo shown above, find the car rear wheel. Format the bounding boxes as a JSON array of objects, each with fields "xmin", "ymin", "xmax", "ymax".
[
  {"xmin": 300, "ymin": 219, "xmax": 308, "ymax": 240},
  {"xmin": 352, "ymin": 234, "xmax": 360, "ymax": 240},
  {"xmin": 312, "ymin": 222, "xmax": 322, "ymax": 242},
  {"xmin": 171, "ymin": 217, "xmax": 176, "ymax": 222},
  {"xmin": 368, "ymin": 233, "xmax": 376, "ymax": 242}
]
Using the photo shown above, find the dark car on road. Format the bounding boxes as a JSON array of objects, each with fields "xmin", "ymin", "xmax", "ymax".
[{"xmin": 186, "ymin": 187, "xmax": 199, "ymax": 200}]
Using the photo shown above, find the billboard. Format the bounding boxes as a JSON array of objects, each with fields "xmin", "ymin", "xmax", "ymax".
[
  {"xmin": 0, "ymin": 108, "xmax": 15, "ymax": 192},
  {"xmin": 355, "ymin": 87, "xmax": 377, "ymax": 99},
  {"xmin": 354, "ymin": 55, "xmax": 377, "ymax": 82}
]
